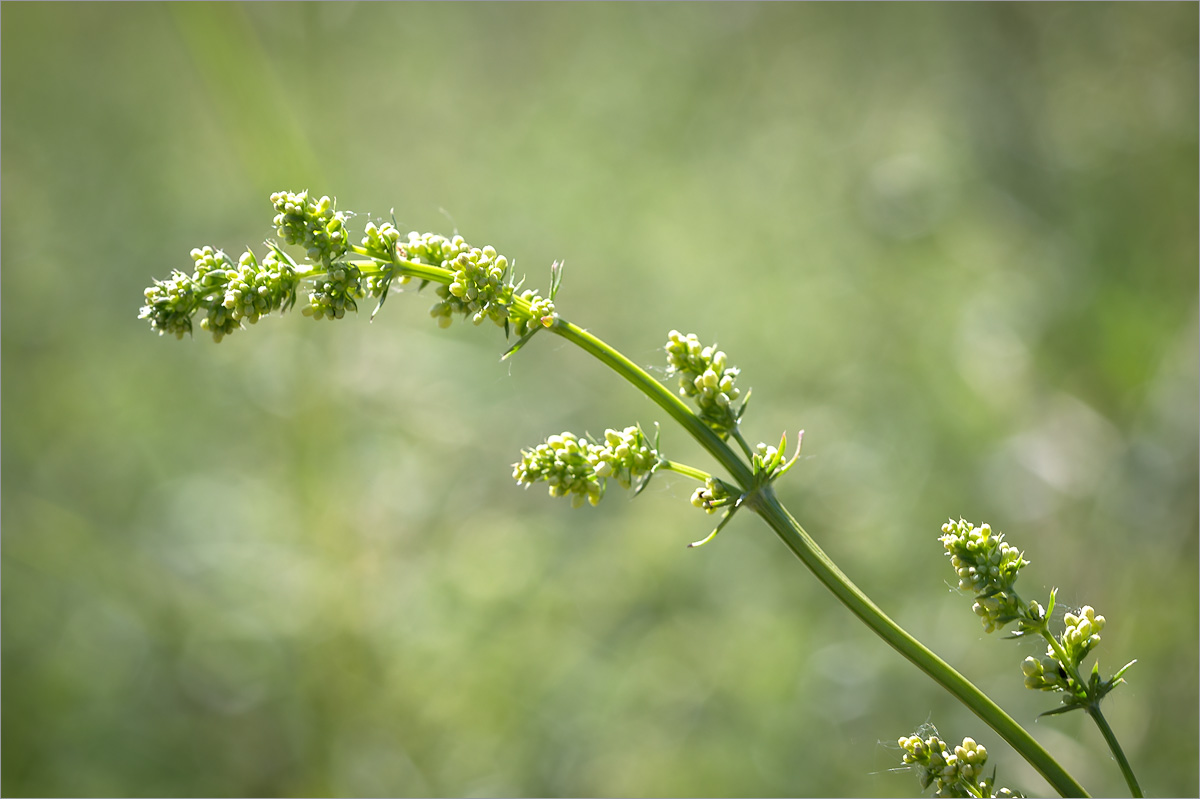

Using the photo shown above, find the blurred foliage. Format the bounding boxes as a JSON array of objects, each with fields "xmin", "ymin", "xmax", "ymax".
[{"xmin": 3, "ymin": 3, "xmax": 1196, "ymax": 797}]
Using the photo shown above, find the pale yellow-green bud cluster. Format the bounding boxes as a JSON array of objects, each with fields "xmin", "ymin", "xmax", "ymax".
[
  {"xmin": 140, "ymin": 245, "xmax": 301, "ymax": 342},
  {"xmin": 898, "ymin": 730, "xmax": 1017, "ymax": 798},
  {"xmin": 142, "ymin": 191, "xmax": 561, "ymax": 344},
  {"xmin": 517, "ymin": 289, "xmax": 558, "ymax": 336},
  {"xmin": 513, "ymin": 432, "xmax": 601, "ymax": 508},
  {"xmin": 359, "ymin": 220, "xmax": 410, "ymax": 299},
  {"xmin": 403, "ymin": 231, "xmax": 471, "ymax": 268},
  {"xmin": 690, "ymin": 477, "xmax": 733, "ymax": 514},
  {"xmin": 664, "ymin": 330, "xmax": 743, "ymax": 438},
  {"xmin": 939, "ymin": 518, "xmax": 1029, "ymax": 632},
  {"xmin": 422, "ymin": 240, "xmax": 556, "ymax": 332},
  {"xmin": 302, "ymin": 264, "xmax": 365, "ymax": 321},
  {"xmin": 220, "ymin": 250, "xmax": 300, "ymax": 325},
  {"xmin": 589, "ymin": 427, "xmax": 658, "ymax": 490},
  {"xmin": 270, "ymin": 190, "xmax": 350, "ymax": 265},
  {"xmin": 1063, "ymin": 605, "xmax": 1105, "ymax": 658},
  {"xmin": 934, "ymin": 520, "xmax": 1133, "ymax": 717},
  {"xmin": 1021, "ymin": 654, "xmax": 1068, "ymax": 691},
  {"xmin": 1022, "ymin": 605, "xmax": 1107, "ymax": 692},
  {"xmin": 513, "ymin": 427, "xmax": 658, "ymax": 508},
  {"xmin": 439, "ymin": 244, "xmax": 512, "ymax": 327},
  {"xmin": 360, "ymin": 220, "xmax": 403, "ymax": 261}
]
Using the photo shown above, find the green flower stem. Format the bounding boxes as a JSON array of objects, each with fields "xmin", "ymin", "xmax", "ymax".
[
  {"xmin": 1038, "ymin": 624, "xmax": 1089, "ymax": 700},
  {"xmin": 531, "ymin": 312, "xmax": 1089, "ymax": 798},
  {"xmin": 346, "ymin": 252, "xmax": 448, "ymax": 284},
  {"xmin": 1032, "ymin": 612, "xmax": 1140, "ymax": 795},
  {"xmin": 731, "ymin": 428, "xmax": 755, "ymax": 460},
  {"xmin": 540, "ymin": 316, "xmax": 756, "ymax": 488},
  {"xmin": 747, "ymin": 489, "xmax": 1089, "ymax": 797},
  {"xmin": 658, "ymin": 460, "xmax": 713, "ymax": 483},
  {"xmin": 334, "ymin": 255, "xmax": 1088, "ymax": 797},
  {"xmin": 1087, "ymin": 705, "xmax": 1143, "ymax": 798}
]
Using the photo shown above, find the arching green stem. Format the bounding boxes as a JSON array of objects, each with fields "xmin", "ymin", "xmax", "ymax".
[
  {"xmin": 346, "ymin": 253, "xmax": 1089, "ymax": 797},
  {"xmin": 658, "ymin": 460, "xmax": 712, "ymax": 483},
  {"xmin": 747, "ymin": 488, "xmax": 1089, "ymax": 797},
  {"xmin": 537, "ymin": 314, "xmax": 1089, "ymax": 798},
  {"xmin": 1087, "ymin": 705, "xmax": 1142, "ymax": 798}
]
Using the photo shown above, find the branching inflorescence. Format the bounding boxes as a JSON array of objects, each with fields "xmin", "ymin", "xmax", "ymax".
[
  {"xmin": 139, "ymin": 190, "xmax": 789, "ymax": 545},
  {"xmin": 898, "ymin": 727, "xmax": 1020, "ymax": 798},
  {"xmin": 141, "ymin": 191, "xmax": 1139, "ymax": 799},
  {"xmin": 895, "ymin": 520, "xmax": 1141, "ymax": 797}
]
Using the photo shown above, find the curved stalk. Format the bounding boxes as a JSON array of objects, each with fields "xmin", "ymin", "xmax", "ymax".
[
  {"xmin": 658, "ymin": 460, "xmax": 713, "ymax": 483},
  {"xmin": 1087, "ymin": 705, "xmax": 1142, "ymax": 798},
  {"xmin": 1029, "ymin": 607, "xmax": 1141, "ymax": 795},
  {"xmin": 346, "ymin": 253, "xmax": 1089, "ymax": 797},
  {"xmin": 539, "ymin": 315, "xmax": 1089, "ymax": 798},
  {"xmin": 543, "ymin": 317, "xmax": 755, "ymax": 488},
  {"xmin": 749, "ymin": 489, "xmax": 1088, "ymax": 797}
]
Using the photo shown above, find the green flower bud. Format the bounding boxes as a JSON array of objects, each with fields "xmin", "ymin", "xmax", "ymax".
[
  {"xmin": 1021, "ymin": 654, "xmax": 1067, "ymax": 692},
  {"xmin": 199, "ymin": 302, "xmax": 237, "ymax": 342},
  {"xmin": 140, "ymin": 269, "xmax": 201, "ymax": 339},
  {"xmin": 514, "ymin": 426, "xmax": 658, "ymax": 507},
  {"xmin": 664, "ymin": 330, "xmax": 744, "ymax": 438},
  {"xmin": 360, "ymin": 220, "xmax": 408, "ymax": 273},
  {"xmin": 691, "ymin": 477, "xmax": 733, "ymax": 514},
  {"xmin": 939, "ymin": 518, "xmax": 1029, "ymax": 632},
  {"xmin": 220, "ymin": 249, "xmax": 300, "ymax": 325},
  {"xmin": 269, "ymin": 190, "xmax": 352, "ymax": 265},
  {"xmin": 420, "ymin": 239, "xmax": 519, "ymax": 329},
  {"xmin": 1059, "ymin": 604, "xmax": 1106, "ymax": 665},
  {"xmin": 142, "ymin": 245, "xmax": 299, "ymax": 342},
  {"xmin": 898, "ymin": 727, "xmax": 1018, "ymax": 798},
  {"xmin": 303, "ymin": 264, "xmax": 365, "ymax": 321}
]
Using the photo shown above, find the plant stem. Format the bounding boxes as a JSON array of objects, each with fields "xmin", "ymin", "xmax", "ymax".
[
  {"xmin": 659, "ymin": 460, "xmax": 712, "ymax": 483},
  {"xmin": 350, "ymin": 255, "xmax": 1090, "ymax": 797},
  {"xmin": 748, "ymin": 489, "xmax": 1089, "ymax": 797},
  {"xmin": 540, "ymin": 316, "xmax": 1089, "ymax": 798},
  {"xmin": 1087, "ymin": 705, "xmax": 1143, "ymax": 798},
  {"xmin": 544, "ymin": 317, "xmax": 755, "ymax": 487},
  {"xmin": 1035, "ymin": 611, "xmax": 1142, "ymax": 795}
]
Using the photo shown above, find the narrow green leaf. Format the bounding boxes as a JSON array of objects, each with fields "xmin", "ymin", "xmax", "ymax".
[
  {"xmin": 1111, "ymin": 659, "xmax": 1137, "ymax": 682},
  {"xmin": 501, "ymin": 327, "xmax": 541, "ymax": 360}
]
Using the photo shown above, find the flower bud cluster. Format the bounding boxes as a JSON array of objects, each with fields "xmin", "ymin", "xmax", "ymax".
[
  {"xmin": 140, "ymin": 269, "xmax": 201, "ymax": 339},
  {"xmin": 302, "ymin": 264, "xmax": 365, "ymax": 321},
  {"xmin": 515, "ymin": 289, "xmax": 557, "ymax": 336},
  {"xmin": 403, "ymin": 231, "xmax": 470, "ymax": 267},
  {"xmin": 1022, "ymin": 605, "xmax": 1106, "ymax": 692},
  {"xmin": 750, "ymin": 432, "xmax": 801, "ymax": 483},
  {"xmin": 940, "ymin": 518, "xmax": 1029, "ymax": 632},
  {"xmin": 1062, "ymin": 605, "xmax": 1105, "ymax": 661},
  {"xmin": 359, "ymin": 221, "xmax": 409, "ymax": 298},
  {"xmin": 898, "ymin": 732, "xmax": 1015, "ymax": 798},
  {"xmin": 1021, "ymin": 654, "xmax": 1069, "ymax": 692},
  {"xmin": 270, "ymin": 190, "xmax": 350, "ymax": 265},
  {"xmin": 430, "ymin": 245, "xmax": 517, "ymax": 328},
  {"xmin": 360, "ymin": 220, "xmax": 403, "ymax": 261},
  {"xmin": 220, "ymin": 249, "xmax": 300, "ymax": 325},
  {"xmin": 690, "ymin": 477, "xmax": 733, "ymax": 514},
  {"xmin": 754, "ymin": 441, "xmax": 780, "ymax": 469},
  {"xmin": 142, "ymin": 192, "xmax": 551, "ymax": 342},
  {"xmin": 513, "ymin": 432, "xmax": 600, "ymax": 507},
  {"xmin": 513, "ymin": 427, "xmax": 658, "ymax": 508},
  {"xmin": 664, "ymin": 330, "xmax": 742, "ymax": 437},
  {"xmin": 591, "ymin": 426, "xmax": 658, "ymax": 489},
  {"xmin": 140, "ymin": 246, "xmax": 300, "ymax": 342}
]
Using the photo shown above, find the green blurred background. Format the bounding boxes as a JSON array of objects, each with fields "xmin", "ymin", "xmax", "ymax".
[{"xmin": 3, "ymin": 3, "xmax": 1196, "ymax": 796}]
